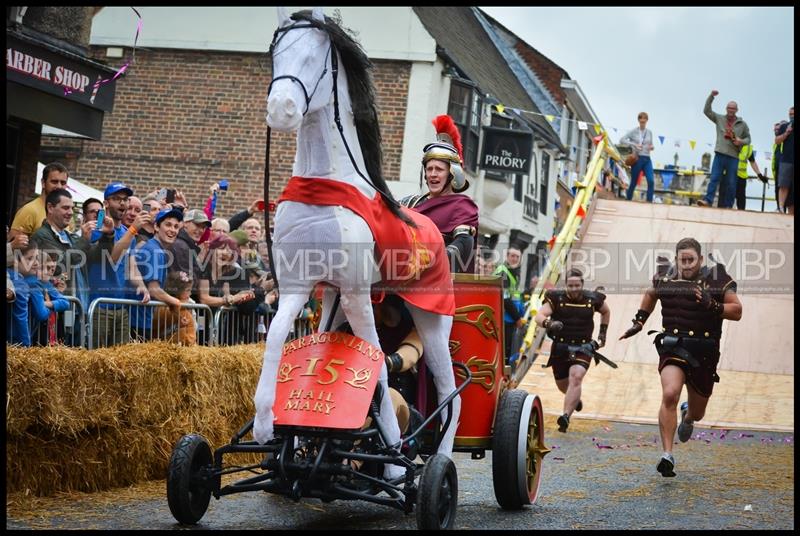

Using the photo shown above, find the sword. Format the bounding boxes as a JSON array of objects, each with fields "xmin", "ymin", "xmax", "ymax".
[
  {"xmin": 569, "ymin": 342, "xmax": 619, "ymax": 369},
  {"xmin": 591, "ymin": 348, "xmax": 619, "ymax": 369}
]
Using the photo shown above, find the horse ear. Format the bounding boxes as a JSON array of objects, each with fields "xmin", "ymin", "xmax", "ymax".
[
  {"xmin": 276, "ymin": 6, "xmax": 291, "ymax": 26},
  {"xmin": 311, "ymin": 7, "xmax": 325, "ymax": 22}
]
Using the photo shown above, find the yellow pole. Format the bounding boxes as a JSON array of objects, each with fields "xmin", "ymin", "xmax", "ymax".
[{"xmin": 512, "ymin": 134, "xmax": 620, "ymax": 385}]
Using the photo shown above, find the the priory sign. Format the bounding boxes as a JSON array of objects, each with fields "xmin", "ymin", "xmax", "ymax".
[{"xmin": 481, "ymin": 126, "xmax": 533, "ymax": 175}]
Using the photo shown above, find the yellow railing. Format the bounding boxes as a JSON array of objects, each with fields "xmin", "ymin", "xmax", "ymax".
[{"xmin": 511, "ymin": 133, "xmax": 623, "ymax": 386}]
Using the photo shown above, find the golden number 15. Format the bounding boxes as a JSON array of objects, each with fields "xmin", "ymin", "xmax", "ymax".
[{"xmin": 302, "ymin": 357, "xmax": 346, "ymax": 385}]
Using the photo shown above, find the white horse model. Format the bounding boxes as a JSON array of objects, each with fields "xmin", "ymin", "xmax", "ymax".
[{"xmin": 253, "ymin": 7, "xmax": 461, "ymax": 479}]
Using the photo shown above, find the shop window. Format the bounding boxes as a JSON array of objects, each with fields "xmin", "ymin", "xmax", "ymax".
[
  {"xmin": 447, "ymin": 80, "xmax": 482, "ymax": 172},
  {"xmin": 540, "ymin": 152, "xmax": 550, "ymax": 216}
]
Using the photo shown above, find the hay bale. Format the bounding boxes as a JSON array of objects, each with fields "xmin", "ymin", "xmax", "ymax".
[
  {"xmin": 7, "ymin": 342, "xmax": 266, "ymax": 496},
  {"xmin": 7, "ymin": 346, "xmax": 128, "ymax": 436}
]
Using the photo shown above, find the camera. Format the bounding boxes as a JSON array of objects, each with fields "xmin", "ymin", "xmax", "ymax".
[{"xmin": 157, "ymin": 188, "xmax": 177, "ymax": 204}]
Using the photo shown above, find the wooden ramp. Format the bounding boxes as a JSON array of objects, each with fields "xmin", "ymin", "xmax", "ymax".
[{"xmin": 520, "ymin": 199, "xmax": 794, "ymax": 432}]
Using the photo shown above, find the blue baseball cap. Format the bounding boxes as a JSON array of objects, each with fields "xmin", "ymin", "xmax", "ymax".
[
  {"xmin": 155, "ymin": 207, "xmax": 184, "ymax": 225},
  {"xmin": 104, "ymin": 182, "xmax": 134, "ymax": 199}
]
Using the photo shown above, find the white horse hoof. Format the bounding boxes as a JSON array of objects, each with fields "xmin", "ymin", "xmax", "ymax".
[{"xmin": 253, "ymin": 413, "xmax": 275, "ymax": 444}]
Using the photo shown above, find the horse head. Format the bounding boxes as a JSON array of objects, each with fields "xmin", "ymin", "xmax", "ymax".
[{"xmin": 267, "ymin": 7, "xmax": 332, "ymax": 131}]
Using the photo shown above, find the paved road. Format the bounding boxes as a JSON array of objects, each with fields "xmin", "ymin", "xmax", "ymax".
[{"xmin": 7, "ymin": 418, "xmax": 793, "ymax": 530}]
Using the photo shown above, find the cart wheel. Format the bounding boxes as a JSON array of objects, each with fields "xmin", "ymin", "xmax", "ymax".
[
  {"xmin": 167, "ymin": 434, "xmax": 213, "ymax": 524},
  {"xmin": 492, "ymin": 390, "xmax": 549, "ymax": 509},
  {"xmin": 416, "ymin": 453, "xmax": 458, "ymax": 530}
]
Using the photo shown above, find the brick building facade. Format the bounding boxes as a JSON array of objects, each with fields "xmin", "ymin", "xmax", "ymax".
[{"xmin": 41, "ymin": 46, "xmax": 411, "ymax": 222}]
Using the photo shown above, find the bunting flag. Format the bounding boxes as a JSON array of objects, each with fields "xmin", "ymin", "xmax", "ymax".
[
  {"xmin": 576, "ymin": 205, "xmax": 587, "ymax": 218},
  {"xmin": 474, "ymin": 98, "xmax": 775, "ymax": 158},
  {"xmin": 547, "ymin": 235, "xmax": 556, "ymax": 249},
  {"xmin": 661, "ymin": 171, "xmax": 675, "ymax": 190}
]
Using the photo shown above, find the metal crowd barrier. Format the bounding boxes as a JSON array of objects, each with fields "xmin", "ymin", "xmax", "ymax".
[
  {"xmin": 10, "ymin": 296, "xmax": 316, "ymax": 349},
  {"xmin": 210, "ymin": 305, "xmax": 314, "ymax": 346},
  {"xmin": 86, "ymin": 298, "xmax": 214, "ymax": 349},
  {"xmin": 627, "ymin": 175, "xmax": 778, "ymax": 211},
  {"xmin": 57, "ymin": 295, "xmax": 85, "ymax": 347}
]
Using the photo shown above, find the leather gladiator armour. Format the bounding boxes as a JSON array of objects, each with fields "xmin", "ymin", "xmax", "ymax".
[
  {"xmin": 650, "ymin": 261, "xmax": 736, "ymax": 395},
  {"xmin": 545, "ymin": 289, "xmax": 606, "ymax": 344},
  {"xmin": 653, "ymin": 263, "xmax": 736, "ymax": 341}
]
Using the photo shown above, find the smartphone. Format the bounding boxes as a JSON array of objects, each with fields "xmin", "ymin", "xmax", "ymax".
[
  {"xmin": 166, "ymin": 189, "xmax": 176, "ymax": 204},
  {"xmin": 256, "ymin": 200, "xmax": 265, "ymax": 211},
  {"xmin": 96, "ymin": 207, "xmax": 105, "ymax": 225}
]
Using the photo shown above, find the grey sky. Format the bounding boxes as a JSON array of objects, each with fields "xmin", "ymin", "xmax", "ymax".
[{"xmin": 482, "ymin": 6, "xmax": 794, "ymax": 178}]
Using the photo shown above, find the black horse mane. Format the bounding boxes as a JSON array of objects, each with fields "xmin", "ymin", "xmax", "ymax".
[{"xmin": 290, "ymin": 10, "xmax": 413, "ymax": 226}]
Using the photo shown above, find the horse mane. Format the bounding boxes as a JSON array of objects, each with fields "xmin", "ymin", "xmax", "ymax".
[{"xmin": 291, "ymin": 10, "xmax": 413, "ymax": 226}]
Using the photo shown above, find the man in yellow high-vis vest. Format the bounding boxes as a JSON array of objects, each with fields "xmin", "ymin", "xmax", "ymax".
[
  {"xmin": 724, "ymin": 143, "xmax": 766, "ymax": 210},
  {"xmin": 494, "ymin": 246, "xmax": 525, "ymax": 364}
]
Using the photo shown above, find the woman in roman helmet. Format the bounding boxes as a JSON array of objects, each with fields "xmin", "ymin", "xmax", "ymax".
[{"xmin": 402, "ymin": 115, "xmax": 480, "ymax": 273}]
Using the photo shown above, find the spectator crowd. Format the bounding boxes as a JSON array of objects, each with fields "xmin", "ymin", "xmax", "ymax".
[{"xmin": 7, "ymin": 167, "xmax": 282, "ymax": 348}]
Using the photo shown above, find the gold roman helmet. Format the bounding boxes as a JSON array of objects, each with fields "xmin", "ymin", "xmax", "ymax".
[{"xmin": 422, "ymin": 115, "xmax": 469, "ymax": 193}]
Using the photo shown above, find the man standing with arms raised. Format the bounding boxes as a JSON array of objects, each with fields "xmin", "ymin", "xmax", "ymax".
[{"xmin": 697, "ymin": 91, "xmax": 751, "ymax": 208}]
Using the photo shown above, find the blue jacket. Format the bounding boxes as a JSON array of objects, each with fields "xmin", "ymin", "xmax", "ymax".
[
  {"xmin": 7, "ymin": 269, "xmax": 32, "ymax": 346},
  {"xmin": 28, "ymin": 277, "xmax": 71, "ymax": 321}
]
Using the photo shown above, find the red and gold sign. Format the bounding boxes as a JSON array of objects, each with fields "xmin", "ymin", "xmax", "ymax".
[{"xmin": 274, "ymin": 332, "xmax": 384, "ymax": 429}]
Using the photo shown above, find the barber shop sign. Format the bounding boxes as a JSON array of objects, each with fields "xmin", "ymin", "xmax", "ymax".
[{"xmin": 480, "ymin": 127, "xmax": 533, "ymax": 175}]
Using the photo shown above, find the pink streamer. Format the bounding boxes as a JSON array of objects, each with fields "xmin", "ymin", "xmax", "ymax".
[{"xmin": 65, "ymin": 7, "xmax": 142, "ymax": 98}]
